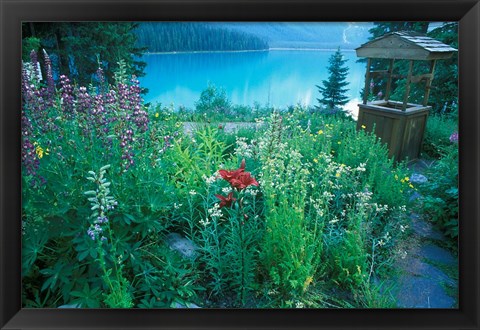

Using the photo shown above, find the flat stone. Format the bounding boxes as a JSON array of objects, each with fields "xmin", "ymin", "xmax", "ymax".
[
  {"xmin": 415, "ymin": 244, "xmax": 457, "ymax": 266},
  {"xmin": 58, "ymin": 303, "xmax": 82, "ymax": 308},
  {"xmin": 403, "ymin": 258, "xmax": 456, "ymax": 287},
  {"xmin": 408, "ymin": 159, "xmax": 436, "ymax": 173},
  {"xmin": 410, "ymin": 173, "xmax": 428, "ymax": 184},
  {"xmin": 409, "ymin": 191, "xmax": 422, "ymax": 203},
  {"xmin": 172, "ymin": 301, "xmax": 201, "ymax": 308},
  {"xmin": 395, "ymin": 275, "xmax": 456, "ymax": 308},
  {"xmin": 166, "ymin": 233, "xmax": 198, "ymax": 259},
  {"xmin": 410, "ymin": 213, "xmax": 445, "ymax": 241}
]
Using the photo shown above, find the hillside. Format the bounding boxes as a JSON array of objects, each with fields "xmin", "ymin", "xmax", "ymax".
[
  {"xmin": 209, "ymin": 22, "xmax": 373, "ymax": 49},
  {"xmin": 135, "ymin": 22, "xmax": 374, "ymax": 52}
]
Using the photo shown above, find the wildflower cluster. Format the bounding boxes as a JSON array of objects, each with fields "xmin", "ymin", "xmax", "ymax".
[{"xmin": 84, "ymin": 165, "xmax": 117, "ymax": 242}]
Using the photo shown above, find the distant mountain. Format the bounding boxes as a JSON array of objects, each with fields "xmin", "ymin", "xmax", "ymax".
[
  {"xmin": 135, "ymin": 22, "xmax": 374, "ymax": 52},
  {"xmin": 212, "ymin": 22, "xmax": 374, "ymax": 49}
]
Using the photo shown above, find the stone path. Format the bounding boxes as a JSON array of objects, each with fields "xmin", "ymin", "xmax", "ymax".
[{"xmin": 388, "ymin": 160, "xmax": 458, "ymax": 308}]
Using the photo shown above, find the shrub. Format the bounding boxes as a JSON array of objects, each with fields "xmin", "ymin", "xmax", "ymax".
[
  {"xmin": 195, "ymin": 83, "xmax": 231, "ymax": 118},
  {"xmin": 417, "ymin": 142, "xmax": 459, "ymax": 243},
  {"xmin": 423, "ymin": 114, "xmax": 458, "ymax": 159}
]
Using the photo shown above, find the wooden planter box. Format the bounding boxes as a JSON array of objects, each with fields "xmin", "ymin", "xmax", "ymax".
[{"xmin": 357, "ymin": 100, "xmax": 430, "ymax": 162}]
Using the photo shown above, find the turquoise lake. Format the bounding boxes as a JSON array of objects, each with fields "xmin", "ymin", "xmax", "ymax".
[{"xmin": 140, "ymin": 49, "xmax": 367, "ymax": 117}]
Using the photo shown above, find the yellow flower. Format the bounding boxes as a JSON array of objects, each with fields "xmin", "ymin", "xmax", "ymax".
[
  {"xmin": 335, "ymin": 172, "xmax": 341, "ymax": 177},
  {"xmin": 400, "ymin": 179, "xmax": 405, "ymax": 183},
  {"xmin": 404, "ymin": 176, "xmax": 410, "ymax": 182},
  {"xmin": 318, "ymin": 130, "xmax": 324, "ymax": 135},
  {"xmin": 309, "ymin": 133, "xmax": 313, "ymax": 137},
  {"xmin": 361, "ymin": 125, "xmax": 366, "ymax": 129},
  {"xmin": 303, "ymin": 276, "xmax": 314, "ymax": 292},
  {"xmin": 313, "ymin": 158, "xmax": 318, "ymax": 163},
  {"xmin": 340, "ymin": 164, "xmax": 346, "ymax": 167},
  {"xmin": 35, "ymin": 145, "xmax": 48, "ymax": 159},
  {"xmin": 409, "ymin": 183, "xmax": 414, "ymax": 189},
  {"xmin": 337, "ymin": 141, "xmax": 341, "ymax": 145},
  {"xmin": 155, "ymin": 112, "xmax": 159, "ymax": 118}
]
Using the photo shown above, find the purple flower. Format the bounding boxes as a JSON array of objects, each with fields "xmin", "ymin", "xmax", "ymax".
[
  {"xmin": 59, "ymin": 75, "xmax": 75, "ymax": 116},
  {"xmin": 42, "ymin": 49, "xmax": 55, "ymax": 104},
  {"xmin": 449, "ymin": 132, "xmax": 458, "ymax": 143},
  {"xmin": 77, "ymin": 86, "xmax": 92, "ymax": 114},
  {"xmin": 87, "ymin": 222, "xmax": 105, "ymax": 241},
  {"xmin": 30, "ymin": 50, "xmax": 40, "ymax": 81},
  {"xmin": 97, "ymin": 216, "xmax": 109, "ymax": 224}
]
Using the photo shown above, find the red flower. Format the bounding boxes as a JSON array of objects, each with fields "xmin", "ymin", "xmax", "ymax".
[
  {"xmin": 218, "ymin": 159, "xmax": 246, "ymax": 182},
  {"xmin": 215, "ymin": 192, "xmax": 236, "ymax": 208},
  {"xmin": 230, "ymin": 172, "xmax": 259, "ymax": 191},
  {"xmin": 218, "ymin": 168, "xmax": 243, "ymax": 181}
]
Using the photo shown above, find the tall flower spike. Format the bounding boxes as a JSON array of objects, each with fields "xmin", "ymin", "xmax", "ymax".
[{"xmin": 42, "ymin": 49, "xmax": 55, "ymax": 104}]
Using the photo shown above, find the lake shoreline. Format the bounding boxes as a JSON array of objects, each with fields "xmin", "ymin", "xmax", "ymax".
[{"xmin": 144, "ymin": 48, "xmax": 357, "ymax": 55}]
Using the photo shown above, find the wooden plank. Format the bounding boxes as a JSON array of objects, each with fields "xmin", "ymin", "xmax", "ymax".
[
  {"xmin": 402, "ymin": 60, "xmax": 414, "ymax": 111},
  {"xmin": 360, "ymin": 35, "xmax": 417, "ymax": 49},
  {"xmin": 382, "ymin": 117, "xmax": 394, "ymax": 145},
  {"xmin": 356, "ymin": 47, "xmax": 430, "ymax": 60},
  {"xmin": 363, "ymin": 58, "xmax": 371, "ymax": 104},
  {"xmin": 423, "ymin": 60, "xmax": 437, "ymax": 106},
  {"xmin": 410, "ymin": 73, "xmax": 434, "ymax": 83},
  {"xmin": 385, "ymin": 59, "xmax": 395, "ymax": 101}
]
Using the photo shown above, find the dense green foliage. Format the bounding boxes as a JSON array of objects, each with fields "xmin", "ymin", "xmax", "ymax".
[
  {"xmin": 135, "ymin": 22, "xmax": 269, "ymax": 53},
  {"xmin": 362, "ymin": 22, "xmax": 458, "ymax": 115},
  {"xmin": 422, "ymin": 114, "xmax": 458, "ymax": 159},
  {"xmin": 315, "ymin": 48, "xmax": 350, "ymax": 112},
  {"xmin": 390, "ymin": 23, "xmax": 458, "ymax": 115},
  {"xmin": 417, "ymin": 144, "xmax": 458, "ymax": 244},
  {"xmin": 22, "ymin": 22, "xmax": 146, "ymax": 86},
  {"xmin": 22, "ymin": 54, "xmax": 419, "ymax": 308},
  {"xmin": 418, "ymin": 115, "xmax": 458, "ymax": 244}
]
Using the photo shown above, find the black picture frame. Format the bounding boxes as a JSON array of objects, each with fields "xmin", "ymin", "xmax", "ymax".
[{"xmin": 1, "ymin": 0, "xmax": 479, "ymax": 329}]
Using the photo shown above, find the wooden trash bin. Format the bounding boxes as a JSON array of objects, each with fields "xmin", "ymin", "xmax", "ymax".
[
  {"xmin": 355, "ymin": 31, "xmax": 457, "ymax": 162},
  {"xmin": 357, "ymin": 100, "xmax": 429, "ymax": 162}
]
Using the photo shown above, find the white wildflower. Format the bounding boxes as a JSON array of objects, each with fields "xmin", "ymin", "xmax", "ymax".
[
  {"xmin": 199, "ymin": 218, "xmax": 211, "ymax": 227},
  {"xmin": 208, "ymin": 203, "xmax": 223, "ymax": 218}
]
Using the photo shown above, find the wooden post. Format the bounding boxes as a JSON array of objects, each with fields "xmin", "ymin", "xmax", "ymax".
[
  {"xmin": 384, "ymin": 59, "xmax": 395, "ymax": 101},
  {"xmin": 422, "ymin": 59, "xmax": 437, "ymax": 106},
  {"xmin": 363, "ymin": 58, "xmax": 371, "ymax": 104},
  {"xmin": 402, "ymin": 60, "xmax": 414, "ymax": 111}
]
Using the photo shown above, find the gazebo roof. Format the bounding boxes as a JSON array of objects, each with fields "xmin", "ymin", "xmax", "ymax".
[{"xmin": 356, "ymin": 31, "xmax": 457, "ymax": 60}]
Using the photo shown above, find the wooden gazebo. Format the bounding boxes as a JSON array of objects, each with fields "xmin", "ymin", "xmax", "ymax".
[{"xmin": 355, "ymin": 31, "xmax": 457, "ymax": 162}]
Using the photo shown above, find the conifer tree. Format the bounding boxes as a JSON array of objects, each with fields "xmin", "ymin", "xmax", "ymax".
[{"xmin": 316, "ymin": 47, "xmax": 350, "ymax": 110}]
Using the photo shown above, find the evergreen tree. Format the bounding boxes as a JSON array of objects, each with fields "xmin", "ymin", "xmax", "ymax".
[
  {"xmin": 385, "ymin": 22, "xmax": 458, "ymax": 114},
  {"xmin": 134, "ymin": 22, "xmax": 268, "ymax": 53},
  {"xmin": 359, "ymin": 22, "xmax": 430, "ymax": 101},
  {"xmin": 316, "ymin": 47, "xmax": 350, "ymax": 111},
  {"xmin": 22, "ymin": 22, "xmax": 146, "ymax": 86}
]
